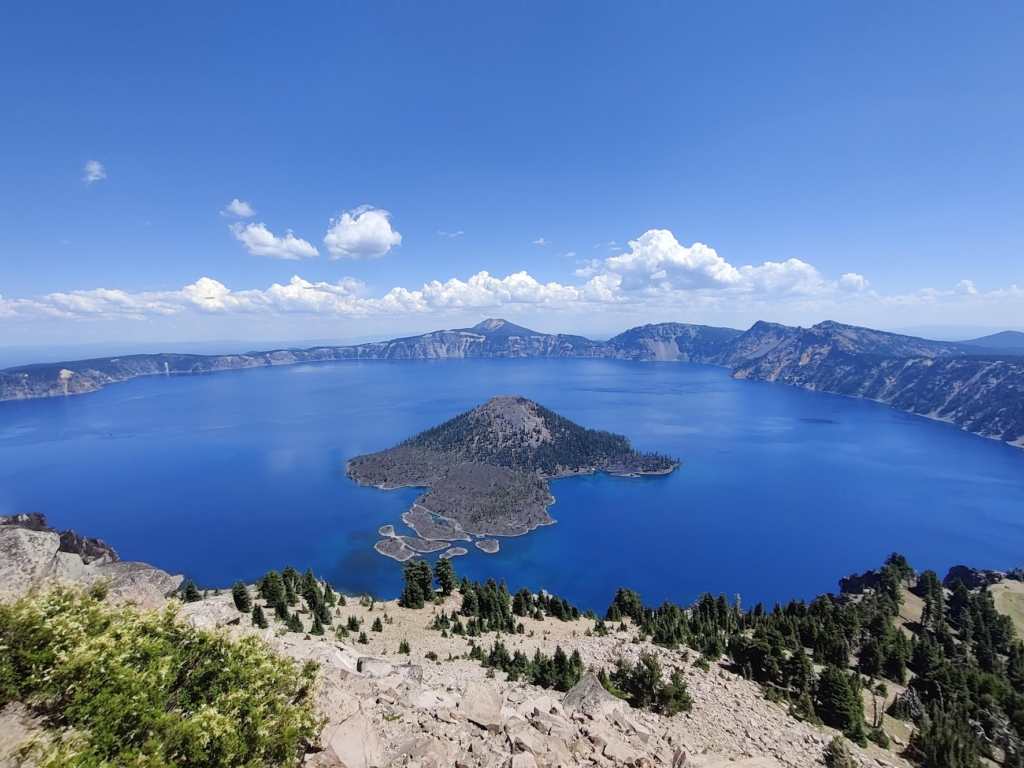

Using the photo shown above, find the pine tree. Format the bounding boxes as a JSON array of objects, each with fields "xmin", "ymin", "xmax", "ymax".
[
  {"xmin": 398, "ymin": 639, "xmax": 411, "ymax": 654},
  {"xmin": 183, "ymin": 580, "xmax": 202, "ymax": 603},
  {"xmin": 399, "ymin": 560, "xmax": 432, "ymax": 608},
  {"xmin": 310, "ymin": 612, "xmax": 324, "ymax": 636},
  {"xmin": 284, "ymin": 578, "xmax": 298, "ymax": 607},
  {"xmin": 814, "ymin": 666, "xmax": 866, "ymax": 744},
  {"xmin": 275, "ymin": 600, "xmax": 290, "ymax": 622},
  {"xmin": 232, "ymin": 581, "xmax": 252, "ymax": 612},
  {"xmin": 251, "ymin": 604, "xmax": 268, "ymax": 628},
  {"xmin": 434, "ymin": 557, "xmax": 457, "ymax": 596},
  {"xmin": 357, "ymin": 631, "xmax": 369, "ymax": 644},
  {"xmin": 323, "ymin": 582, "xmax": 336, "ymax": 607},
  {"xmin": 371, "ymin": 617, "xmax": 383, "ymax": 632}
]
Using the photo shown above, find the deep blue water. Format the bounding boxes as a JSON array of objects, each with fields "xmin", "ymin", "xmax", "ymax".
[{"xmin": 1, "ymin": 359, "xmax": 1022, "ymax": 612}]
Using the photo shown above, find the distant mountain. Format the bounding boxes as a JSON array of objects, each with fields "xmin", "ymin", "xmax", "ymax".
[
  {"xmin": 347, "ymin": 395, "xmax": 678, "ymax": 559},
  {"xmin": 1, "ymin": 317, "xmax": 1022, "ymax": 449},
  {"xmin": 960, "ymin": 330, "xmax": 1024, "ymax": 354},
  {"xmin": 456, "ymin": 318, "xmax": 541, "ymax": 337}
]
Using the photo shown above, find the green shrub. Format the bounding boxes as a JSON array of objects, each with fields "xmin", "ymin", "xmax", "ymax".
[
  {"xmin": 867, "ymin": 727, "xmax": 890, "ymax": 749},
  {"xmin": 0, "ymin": 585, "xmax": 322, "ymax": 768}
]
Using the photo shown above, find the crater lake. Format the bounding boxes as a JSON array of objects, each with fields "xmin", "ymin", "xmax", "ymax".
[{"xmin": 1, "ymin": 357, "xmax": 1022, "ymax": 611}]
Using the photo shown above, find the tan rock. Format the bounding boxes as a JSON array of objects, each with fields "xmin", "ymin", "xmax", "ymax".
[
  {"xmin": 461, "ymin": 680, "xmax": 504, "ymax": 732},
  {"xmin": 323, "ymin": 713, "xmax": 385, "ymax": 768}
]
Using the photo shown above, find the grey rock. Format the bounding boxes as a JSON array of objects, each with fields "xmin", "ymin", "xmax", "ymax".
[
  {"xmin": 563, "ymin": 672, "xmax": 625, "ymax": 717},
  {"xmin": 357, "ymin": 657, "xmax": 395, "ymax": 678},
  {"xmin": 461, "ymin": 680, "xmax": 504, "ymax": 732}
]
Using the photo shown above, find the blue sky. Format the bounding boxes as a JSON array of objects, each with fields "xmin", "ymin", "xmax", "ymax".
[{"xmin": 1, "ymin": 2, "xmax": 1022, "ymax": 346}]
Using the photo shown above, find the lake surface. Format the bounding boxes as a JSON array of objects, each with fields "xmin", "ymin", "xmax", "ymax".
[{"xmin": 1, "ymin": 358, "xmax": 1022, "ymax": 612}]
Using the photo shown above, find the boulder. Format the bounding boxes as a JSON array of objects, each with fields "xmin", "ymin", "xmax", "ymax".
[
  {"xmin": 323, "ymin": 712, "xmax": 385, "ymax": 768},
  {"xmin": 460, "ymin": 680, "xmax": 504, "ymax": 732},
  {"xmin": 179, "ymin": 596, "xmax": 244, "ymax": 631},
  {"xmin": 399, "ymin": 735, "xmax": 450, "ymax": 767},
  {"xmin": 562, "ymin": 672, "xmax": 624, "ymax": 717},
  {"xmin": 357, "ymin": 657, "xmax": 394, "ymax": 678},
  {"xmin": 603, "ymin": 736, "xmax": 640, "ymax": 765}
]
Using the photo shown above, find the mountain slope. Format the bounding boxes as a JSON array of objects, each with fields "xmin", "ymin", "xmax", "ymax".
[{"xmin": 960, "ymin": 330, "xmax": 1024, "ymax": 354}]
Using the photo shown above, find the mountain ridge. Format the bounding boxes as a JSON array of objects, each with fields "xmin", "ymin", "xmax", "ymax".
[{"xmin": 1, "ymin": 317, "xmax": 1021, "ymax": 448}]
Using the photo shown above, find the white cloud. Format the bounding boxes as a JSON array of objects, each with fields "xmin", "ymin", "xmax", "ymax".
[
  {"xmin": 562, "ymin": 251, "xmax": 577, "ymax": 259},
  {"xmin": 82, "ymin": 160, "xmax": 105, "ymax": 185},
  {"xmin": 7, "ymin": 227, "xmax": 1024, "ymax": 332},
  {"xmin": 324, "ymin": 206, "xmax": 402, "ymax": 259},
  {"xmin": 222, "ymin": 199, "xmax": 256, "ymax": 218},
  {"xmin": 840, "ymin": 273, "xmax": 871, "ymax": 292},
  {"xmin": 532, "ymin": 238, "xmax": 548, "ymax": 245},
  {"xmin": 955, "ymin": 279, "xmax": 978, "ymax": 295},
  {"xmin": 574, "ymin": 259, "xmax": 601, "ymax": 278},
  {"xmin": 437, "ymin": 230, "xmax": 464, "ymax": 239},
  {"xmin": 230, "ymin": 222, "xmax": 319, "ymax": 260}
]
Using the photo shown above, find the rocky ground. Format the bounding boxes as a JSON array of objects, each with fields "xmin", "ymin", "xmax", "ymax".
[
  {"xmin": 0, "ymin": 513, "xmax": 913, "ymax": 768},
  {"xmin": 177, "ymin": 590, "xmax": 909, "ymax": 768}
]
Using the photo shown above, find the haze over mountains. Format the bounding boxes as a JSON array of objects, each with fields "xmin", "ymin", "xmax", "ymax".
[{"xmin": 1, "ymin": 318, "xmax": 1022, "ymax": 448}]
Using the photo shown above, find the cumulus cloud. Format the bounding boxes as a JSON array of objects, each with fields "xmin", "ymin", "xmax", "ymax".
[
  {"xmin": 955, "ymin": 279, "xmax": 978, "ymax": 295},
  {"xmin": 222, "ymin": 199, "xmax": 256, "ymax": 218},
  {"xmin": 230, "ymin": 222, "xmax": 319, "ymax": 259},
  {"xmin": 531, "ymin": 238, "xmax": 548, "ymax": 245},
  {"xmin": 840, "ymin": 273, "xmax": 871, "ymax": 292},
  {"xmin": 324, "ymin": 206, "xmax": 402, "ymax": 259},
  {"xmin": 8, "ymin": 227, "xmax": 1024, "ymax": 331},
  {"xmin": 82, "ymin": 160, "xmax": 105, "ymax": 185}
]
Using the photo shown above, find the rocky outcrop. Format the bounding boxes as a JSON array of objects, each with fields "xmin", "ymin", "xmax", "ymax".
[
  {"xmin": 0, "ymin": 512, "xmax": 118, "ymax": 563},
  {"xmin": 943, "ymin": 565, "xmax": 1006, "ymax": 590},
  {"xmin": 839, "ymin": 569, "xmax": 881, "ymax": 595},
  {"xmin": 0, "ymin": 513, "xmax": 181, "ymax": 606}
]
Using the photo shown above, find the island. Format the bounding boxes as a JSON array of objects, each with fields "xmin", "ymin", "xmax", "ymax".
[{"xmin": 347, "ymin": 395, "xmax": 679, "ymax": 560}]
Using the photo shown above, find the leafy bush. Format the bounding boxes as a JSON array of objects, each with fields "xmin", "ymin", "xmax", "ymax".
[{"xmin": 0, "ymin": 585, "xmax": 322, "ymax": 768}]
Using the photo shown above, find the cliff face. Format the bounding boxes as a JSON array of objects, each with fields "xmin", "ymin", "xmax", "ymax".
[{"xmin": 2, "ymin": 318, "xmax": 1022, "ymax": 447}]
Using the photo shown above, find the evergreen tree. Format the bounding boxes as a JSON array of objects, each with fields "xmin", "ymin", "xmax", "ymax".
[
  {"xmin": 284, "ymin": 578, "xmax": 298, "ymax": 607},
  {"xmin": 183, "ymin": 580, "xmax": 202, "ymax": 603},
  {"xmin": 399, "ymin": 560, "xmax": 433, "ymax": 608},
  {"xmin": 814, "ymin": 666, "xmax": 866, "ymax": 744},
  {"xmin": 434, "ymin": 558, "xmax": 457, "ymax": 596},
  {"xmin": 823, "ymin": 738, "xmax": 855, "ymax": 768},
  {"xmin": 310, "ymin": 612, "xmax": 324, "ymax": 636},
  {"xmin": 259, "ymin": 570, "xmax": 286, "ymax": 608},
  {"xmin": 371, "ymin": 617, "xmax": 383, "ymax": 632},
  {"xmin": 398, "ymin": 639, "xmax": 411, "ymax": 654},
  {"xmin": 231, "ymin": 581, "xmax": 252, "ymax": 612},
  {"xmin": 251, "ymin": 603, "xmax": 268, "ymax": 628}
]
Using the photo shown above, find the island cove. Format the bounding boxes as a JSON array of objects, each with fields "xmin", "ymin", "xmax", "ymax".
[{"xmin": 346, "ymin": 395, "xmax": 679, "ymax": 561}]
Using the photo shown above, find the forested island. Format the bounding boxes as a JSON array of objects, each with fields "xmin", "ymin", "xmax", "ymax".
[{"xmin": 347, "ymin": 395, "xmax": 678, "ymax": 560}]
